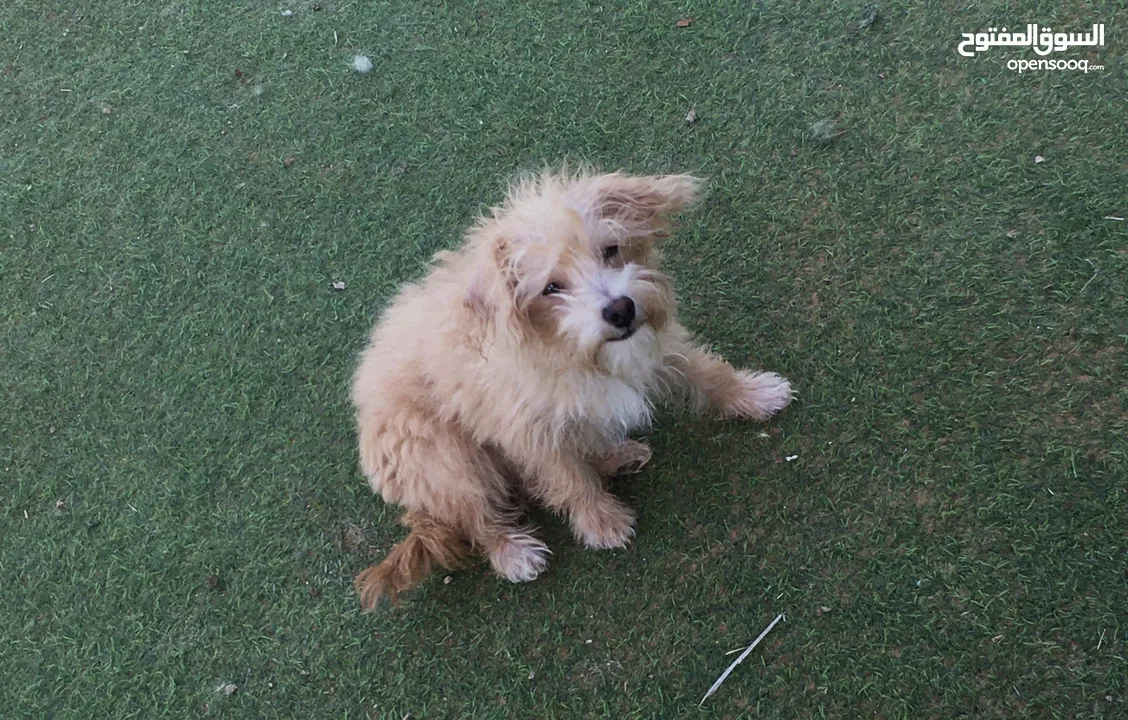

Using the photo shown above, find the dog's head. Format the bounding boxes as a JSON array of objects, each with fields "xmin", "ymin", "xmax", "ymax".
[{"xmin": 460, "ymin": 169, "xmax": 702, "ymax": 370}]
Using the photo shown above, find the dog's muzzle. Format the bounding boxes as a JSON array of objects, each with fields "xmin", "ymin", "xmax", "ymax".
[{"xmin": 602, "ymin": 296, "xmax": 635, "ymax": 329}]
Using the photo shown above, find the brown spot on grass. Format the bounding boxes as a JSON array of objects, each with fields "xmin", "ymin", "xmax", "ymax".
[
  {"xmin": 342, "ymin": 524, "xmax": 366, "ymax": 553},
  {"xmin": 913, "ymin": 489, "xmax": 931, "ymax": 508}
]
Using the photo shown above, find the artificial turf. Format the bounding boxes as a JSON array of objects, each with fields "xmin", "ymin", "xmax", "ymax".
[{"xmin": 2, "ymin": 1, "xmax": 1126, "ymax": 717}]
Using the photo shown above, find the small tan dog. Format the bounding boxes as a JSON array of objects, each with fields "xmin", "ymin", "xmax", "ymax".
[{"xmin": 351, "ymin": 168, "xmax": 792, "ymax": 608}]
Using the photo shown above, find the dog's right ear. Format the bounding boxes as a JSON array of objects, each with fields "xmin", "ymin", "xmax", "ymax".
[
  {"xmin": 462, "ymin": 236, "xmax": 523, "ymax": 339},
  {"xmin": 463, "ymin": 265, "xmax": 494, "ymax": 318}
]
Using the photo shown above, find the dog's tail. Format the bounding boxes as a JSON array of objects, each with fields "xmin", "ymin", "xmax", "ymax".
[{"xmin": 354, "ymin": 511, "xmax": 467, "ymax": 609}]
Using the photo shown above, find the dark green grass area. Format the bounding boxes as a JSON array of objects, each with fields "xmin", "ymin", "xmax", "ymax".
[{"xmin": 2, "ymin": 0, "xmax": 1126, "ymax": 717}]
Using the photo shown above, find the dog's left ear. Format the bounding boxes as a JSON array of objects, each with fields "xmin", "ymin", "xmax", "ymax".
[{"xmin": 593, "ymin": 173, "xmax": 704, "ymax": 236}]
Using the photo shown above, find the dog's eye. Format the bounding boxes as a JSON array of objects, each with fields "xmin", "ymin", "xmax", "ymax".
[
  {"xmin": 541, "ymin": 282, "xmax": 563, "ymax": 296},
  {"xmin": 602, "ymin": 245, "xmax": 620, "ymax": 262}
]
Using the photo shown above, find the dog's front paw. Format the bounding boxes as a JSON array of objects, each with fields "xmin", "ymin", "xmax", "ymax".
[
  {"xmin": 592, "ymin": 439, "xmax": 653, "ymax": 477},
  {"xmin": 489, "ymin": 532, "xmax": 551, "ymax": 583},
  {"xmin": 572, "ymin": 494, "xmax": 636, "ymax": 550},
  {"xmin": 725, "ymin": 371, "xmax": 793, "ymax": 420}
]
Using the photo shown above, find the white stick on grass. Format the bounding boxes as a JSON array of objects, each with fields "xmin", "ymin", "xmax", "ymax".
[{"xmin": 699, "ymin": 613, "xmax": 786, "ymax": 706}]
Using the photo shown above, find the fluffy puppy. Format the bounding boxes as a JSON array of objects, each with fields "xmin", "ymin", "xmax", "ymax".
[{"xmin": 351, "ymin": 169, "xmax": 791, "ymax": 608}]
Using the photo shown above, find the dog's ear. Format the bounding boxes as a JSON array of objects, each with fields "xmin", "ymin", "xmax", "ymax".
[
  {"xmin": 592, "ymin": 173, "xmax": 704, "ymax": 236},
  {"xmin": 463, "ymin": 241, "xmax": 505, "ymax": 317},
  {"xmin": 463, "ymin": 235, "xmax": 524, "ymax": 340},
  {"xmin": 463, "ymin": 269, "xmax": 493, "ymax": 317}
]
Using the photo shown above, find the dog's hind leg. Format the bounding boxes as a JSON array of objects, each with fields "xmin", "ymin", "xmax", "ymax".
[
  {"xmin": 479, "ymin": 522, "xmax": 552, "ymax": 583},
  {"xmin": 355, "ymin": 421, "xmax": 549, "ymax": 605},
  {"xmin": 435, "ymin": 442, "xmax": 551, "ymax": 584}
]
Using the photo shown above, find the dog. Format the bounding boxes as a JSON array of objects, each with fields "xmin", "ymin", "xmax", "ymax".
[{"xmin": 351, "ymin": 168, "xmax": 792, "ymax": 608}]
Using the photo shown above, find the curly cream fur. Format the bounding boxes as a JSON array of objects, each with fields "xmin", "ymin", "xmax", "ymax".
[{"xmin": 351, "ymin": 168, "xmax": 791, "ymax": 608}]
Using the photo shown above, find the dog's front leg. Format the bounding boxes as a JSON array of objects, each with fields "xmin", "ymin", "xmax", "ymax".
[
  {"xmin": 590, "ymin": 439, "xmax": 652, "ymax": 477},
  {"xmin": 671, "ymin": 345, "xmax": 792, "ymax": 420},
  {"xmin": 524, "ymin": 452, "xmax": 636, "ymax": 550}
]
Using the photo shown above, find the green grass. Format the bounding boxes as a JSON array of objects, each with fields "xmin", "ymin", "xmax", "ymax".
[{"xmin": 2, "ymin": 0, "xmax": 1126, "ymax": 717}]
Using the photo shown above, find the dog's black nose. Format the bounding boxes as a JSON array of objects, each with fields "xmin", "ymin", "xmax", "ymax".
[{"xmin": 602, "ymin": 296, "xmax": 636, "ymax": 329}]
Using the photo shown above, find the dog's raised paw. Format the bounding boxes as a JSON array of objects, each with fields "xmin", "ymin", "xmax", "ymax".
[
  {"xmin": 573, "ymin": 495, "xmax": 636, "ymax": 550},
  {"xmin": 489, "ymin": 532, "xmax": 551, "ymax": 583},
  {"xmin": 727, "ymin": 371, "xmax": 793, "ymax": 420}
]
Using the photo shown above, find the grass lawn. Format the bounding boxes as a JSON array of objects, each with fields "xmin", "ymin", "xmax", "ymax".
[{"xmin": 2, "ymin": 0, "xmax": 1126, "ymax": 717}]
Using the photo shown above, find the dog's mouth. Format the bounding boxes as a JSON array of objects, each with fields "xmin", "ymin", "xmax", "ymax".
[{"xmin": 606, "ymin": 326, "xmax": 638, "ymax": 343}]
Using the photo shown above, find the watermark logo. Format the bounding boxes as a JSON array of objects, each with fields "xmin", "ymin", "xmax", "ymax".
[
  {"xmin": 958, "ymin": 23, "xmax": 1106, "ymax": 73},
  {"xmin": 958, "ymin": 23, "xmax": 1104, "ymax": 57}
]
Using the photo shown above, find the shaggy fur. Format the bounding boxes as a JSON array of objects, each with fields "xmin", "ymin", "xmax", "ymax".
[{"xmin": 351, "ymin": 168, "xmax": 792, "ymax": 608}]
